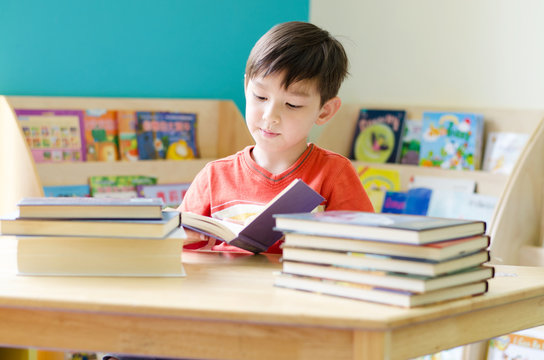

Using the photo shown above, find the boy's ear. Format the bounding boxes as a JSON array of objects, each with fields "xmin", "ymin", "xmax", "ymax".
[{"xmin": 315, "ymin": 96, "xmax": 341, "ymax": 126}]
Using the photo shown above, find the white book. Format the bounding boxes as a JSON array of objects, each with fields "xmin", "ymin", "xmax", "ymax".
[
  {"xmin": 482, "ymin": 132, "xmax": 529, "ymax": 174},
  {"xmin": 409, "ymin": 175, "xmax": 476, "ymax": 194}
]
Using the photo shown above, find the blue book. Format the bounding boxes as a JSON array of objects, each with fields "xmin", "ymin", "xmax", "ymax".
[
  {"xmin": 136, "ymin": 111, "xmax": 197, "ymax": 160},
  {"xmin": 418, "ymin": 111, "xmax": 484, "ymax": 170},
  {"xmin": 381, "ymin": 191, "xmax": 407, "ymax": 214},
  {"xmin": 43, "ymin": 184, "xmax": 90, "ymax": 197}
]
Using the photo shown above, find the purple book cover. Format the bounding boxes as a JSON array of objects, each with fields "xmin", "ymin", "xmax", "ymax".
[
  {"xmin": 238, "ymin": 179, "xmax": 325, "ymax": 252},
  {"xmin": 15, "ymin": 109, "xmax": 86, "ymax": 162}
]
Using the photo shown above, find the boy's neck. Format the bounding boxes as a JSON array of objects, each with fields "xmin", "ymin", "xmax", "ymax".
[{"xmin": 251, "ymin": 144, "xmax": 309, "ymax": 175}]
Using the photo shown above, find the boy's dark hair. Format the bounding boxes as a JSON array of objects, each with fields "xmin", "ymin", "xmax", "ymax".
[{"xmin": 245, "ymin": 21, "xmax": 348, "ymax": 105}]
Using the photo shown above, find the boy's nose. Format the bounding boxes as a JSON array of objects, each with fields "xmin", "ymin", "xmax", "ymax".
[{"xmin": 263, "ymin": 103, "xmax": 280, "ymax": 124}]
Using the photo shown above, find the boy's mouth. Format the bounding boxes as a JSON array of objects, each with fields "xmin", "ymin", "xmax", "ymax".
[{"xmin": 259, "ymin": 128, "xmax": 279, "ymax": 137}]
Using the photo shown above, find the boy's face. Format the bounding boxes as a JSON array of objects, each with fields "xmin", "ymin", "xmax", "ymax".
[{"xmin": 245, "ymin": 71, "xmax": 336, "ymax": 159}]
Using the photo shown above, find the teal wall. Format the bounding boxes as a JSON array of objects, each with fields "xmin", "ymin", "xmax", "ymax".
[{"xmin": 0, "ymin": 0, "xmax": 309, "ymax": 111}]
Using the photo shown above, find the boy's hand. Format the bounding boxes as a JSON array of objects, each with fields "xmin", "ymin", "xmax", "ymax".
[{"xmin": 182, "ymin": 228, "xmax": 217, "ymax": 250}]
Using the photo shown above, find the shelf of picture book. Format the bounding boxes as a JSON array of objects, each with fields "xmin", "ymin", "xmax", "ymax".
[
  {"xmin": 15, "ymin": 108, "xmax": 198, "ymax": 163},
  {"xmin": 344, "ymin": 107, "xmax": 530, "ymax": 174},
  {"xmin": 7, "ymin": 96, "xmax": 253, "ymax": 161},
  {"xmin": 356, "ymin": 166, "xmax": 499, "ymax": 229},
  {"xmin": 315, "ymin": 104, "xmax": 544, "ymax": 267}
]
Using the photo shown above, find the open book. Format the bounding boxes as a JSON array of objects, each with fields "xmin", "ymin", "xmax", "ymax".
[{"xmin": 181, "ymin": 179, "xmax": 325, "ymax": 253}]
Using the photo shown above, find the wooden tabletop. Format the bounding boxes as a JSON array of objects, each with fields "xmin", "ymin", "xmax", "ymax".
[{"xmin": 1, "ymin": 236, "xmax": 544, "ymax": 359}]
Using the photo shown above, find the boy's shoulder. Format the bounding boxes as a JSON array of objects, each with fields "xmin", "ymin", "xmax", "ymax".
[
  {"xmin": 310, "ymin": 144, "xmax": 352, "ymax": 165},
  {"xmin": 203, "ymin": 146, "xmax": 251, "ymax": 169}
]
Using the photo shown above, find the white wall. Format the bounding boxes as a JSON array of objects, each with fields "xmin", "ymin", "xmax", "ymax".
[{"xmin": 310, "ymin": 0, "xmax": 544, "ymax": 110}]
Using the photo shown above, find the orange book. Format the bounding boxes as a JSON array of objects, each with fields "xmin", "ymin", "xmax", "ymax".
[
  {"xmin": 117, "ymin": 110, "xmax": 139, "ymax": 161},
  {"xmin": 83, "ymin": 109, "xmax": 119, "ymax": 161}
]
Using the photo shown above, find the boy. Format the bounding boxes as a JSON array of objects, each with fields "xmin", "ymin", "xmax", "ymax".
[
  {"xmin": 180, "ymin": 21, "xmax": 373, "ymax": 253},
  {"xmin": 103, "ymin": 21, "xmax": 372, "ymax": 360}
]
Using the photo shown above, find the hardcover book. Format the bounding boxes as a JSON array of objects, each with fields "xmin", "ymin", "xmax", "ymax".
[
  {"xmin": 0, "ymin": 210, "xmax": 180, "ymax": 239},
  {"xmin": 274, "ymin": 273, "xmax": 488, "ymax": 308},
  {"xmin": 482, "ymin": 132, "xmax": 529, "ymax": 174},
  {"xmin": 16, "ymin": 227, "xmax": 186, "ymax": 277},
  {"xmin": 350, "ymin": 109, "xmax": 406, "ymax": 163},
  {"xmin": 17, "ymin": 197, "xmax": 164, "ymax": 219},
  {"xmin": 83, "ymin": 109, "xmax": 119, "ymax": 161},
  {"xmin": 281, "ymin": 247, "xmax": 490, "ymax": 277},
  {"xmin": 181, "ymin": 179, "xmax": 325, "ymax": 253},
  {"xmin": 283, "ymin": 232, "xmax": 490, "ymax": 261},
  {"xmin": 15, "ymin": 109, "xmax": 86, "ymax": 163},
  {"xmin": 274, "ymin": 211, "xmax": 486, "ymax": 244},
  {"xmin": 281, "ymin": 261, "xmax": 494, "ymax": 293},
  {"xmin": 117, "ymin": 110, "xmax": 140, "ymax": 161},
  {"xmin": 418, "ymin": 111, "xmax": 484, "ymax": 170},
  {"xmin": 136, "ymin": 111, "xmax": 198, "ymax": 160}
]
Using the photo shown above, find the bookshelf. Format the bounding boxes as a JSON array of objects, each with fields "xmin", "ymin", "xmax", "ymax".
[
  {"xmin": 0, "ymin": 95, "xmax": 254, "ymax": 214},
  {"xmin": 316, "ymin": 104, "xmax": 544, "ymax": 266}
]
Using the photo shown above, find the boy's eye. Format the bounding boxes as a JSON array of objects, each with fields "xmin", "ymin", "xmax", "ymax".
[
  {"xmin": 253, "ymin": 93, "xmax": 266, "ymax": 101},
  {"xmin": 286, "ymin": 103, "xmax": 302, "ymax": 109}
]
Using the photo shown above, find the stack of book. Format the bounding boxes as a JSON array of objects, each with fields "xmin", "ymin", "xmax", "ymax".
[
  {"xmin": 273, "ymin": 211, "xmax": 493, "ymax": 307},
  {"xmin": 0, "ymin": 197, "xmax": 185, "ymax": 277}
]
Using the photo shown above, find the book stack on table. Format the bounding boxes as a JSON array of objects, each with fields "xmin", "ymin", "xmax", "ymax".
[
  {"xmin": 0, "ymin": 197, "xmax": 185, "ymax": 277},
  {"xmin": 273, "ymin": 211, "xmax": 493, "ymax": 307}
]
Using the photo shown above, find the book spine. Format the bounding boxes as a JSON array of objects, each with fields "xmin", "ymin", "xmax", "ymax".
[{"xmin": 230, "ymin": 234, "xmax": 268, "ymax": 254}]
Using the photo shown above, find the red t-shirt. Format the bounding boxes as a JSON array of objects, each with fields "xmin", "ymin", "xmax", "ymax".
[{"xmin": 180, "ymin": 144, "xmax": 374, "ymax": 253}]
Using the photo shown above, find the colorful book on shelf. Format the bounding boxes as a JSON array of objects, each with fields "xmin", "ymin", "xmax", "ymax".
[
  {"xmin": 418, "ymin": 111, "xmax": 484, "ymax": 170},
  {"xmin": 15, "ymin": 108, "xmax": 86, "ymax": 163},
  {"xmin": 82, "ymin": 109, "xmax": 119, "ymax": 161},
  {"xmin": 16, "ymin": 227, "xmax": 186, "ymax": 277},
  {"xmin": 181, "ymin": 179, "xmax": 324, "ymax": 253},
  {"xmin": 373, "ymin": 188, "xmax": 432, "ymax": 216},
  {"xmin": 89, "ymin": 175, "xmax": 157, "ymax": 198},
  {"xmin": 350, "ymin": 109, "xmax": 406, "ymax": 163},
  {"xmin": 117, "ymin": 110, "xmax": 140, "ymax": 161},
  {"xmin": 356, "ymin": 166, "xmax": 401, "ymax": 212},
  {"xmin": 274, "ymin": 211, "xmax": 486, "ymax": 245},
  {"xmin": 17, "ymin": 197, "xmax": 164, "ymax": 219},
  {"xmin": 381, "ymin": 191, "xmax": 407, "ymax": 214},
  {"xmin": 282, "ymin": 232, "xmax": 490, "ymax": 261},
  {"xmin": 274, "ymin": 273, "xmax": 489, "ymax": 308},
  {"xmin": 403, "ymin": 187, "xmax": 433, "ymax": 216},
  {"xmin": 281, "ymin": 261, "xmax": 494, "ymax": 293},
  {"xmin": 399, "ymin": 119, "xmax": 422, "ymax": 165},
  {"xmin": 281, "ymin": 246, "xmax": 490, "ymax": 277},
  {"xmin": 0, "ymin": 210, "xmax": 180, "ymax": 239},
  {"xmin": 43, "ymin": 184, "xmax": 90, "ymax": 198},
  {"xmin": 136, "ymin": 183, "xmax": 191, "ymax": 208},
  {"xmin": 482, "ymin": 132, "xmax": 529, "ymax": 174},
  {"xmin": 136, "ymin": 111, "xmax": 198, "ymax": 160}
]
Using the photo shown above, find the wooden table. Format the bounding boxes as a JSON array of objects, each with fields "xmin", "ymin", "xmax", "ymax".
[{"xmin": 1, "ymin": 237, "xmax": 544, "ymax": 360}]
